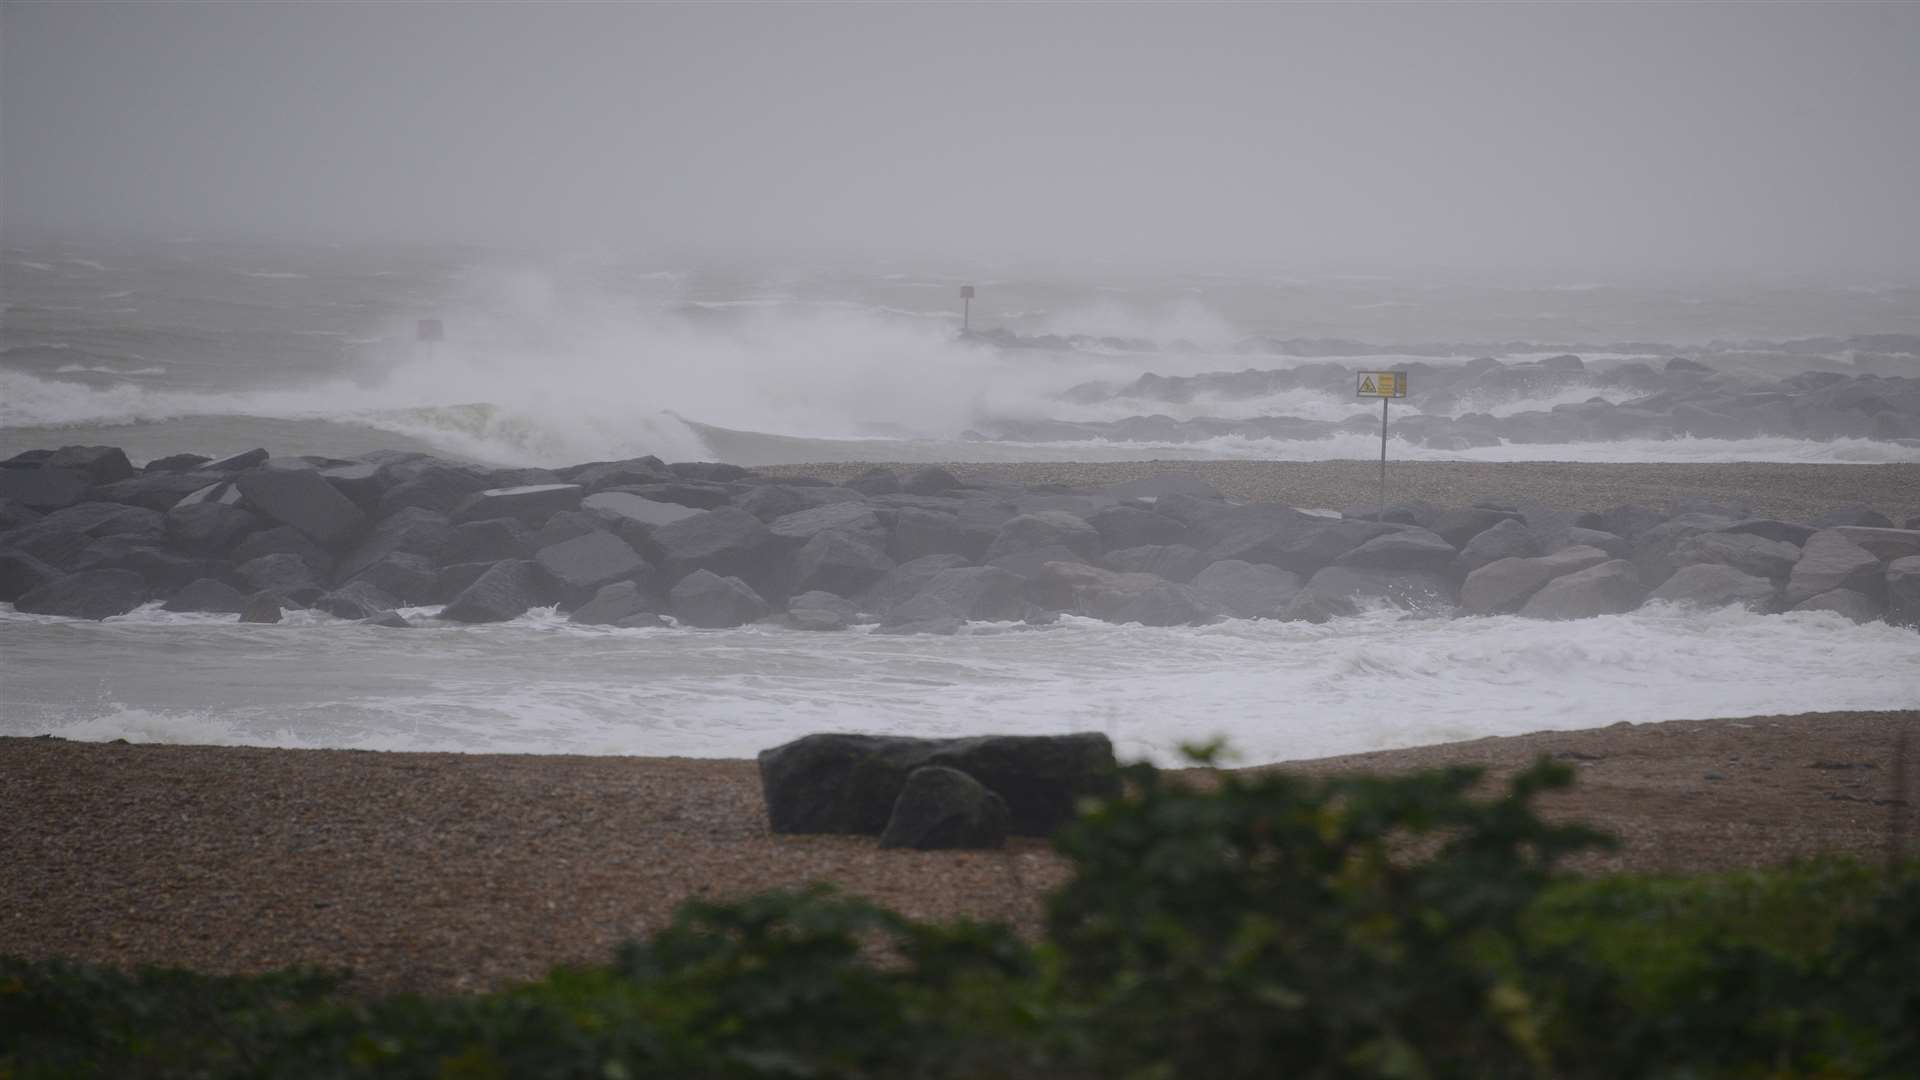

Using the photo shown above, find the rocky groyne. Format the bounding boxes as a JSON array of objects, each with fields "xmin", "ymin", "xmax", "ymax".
[{"xmin": 3, "ymin": 445, "xmax": 1918, "ymax": 631}]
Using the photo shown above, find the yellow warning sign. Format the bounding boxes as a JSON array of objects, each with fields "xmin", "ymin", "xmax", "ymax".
[{"xmin": 1357, "ymin": 371, "xmax": 1408, "ymax": 398}]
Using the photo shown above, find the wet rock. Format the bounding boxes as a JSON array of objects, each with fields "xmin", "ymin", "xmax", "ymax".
[
  {"xmin": 984, "ymin": 511, "xmax": 1103, "ymax": 563},
  {"xmin": 161, "ymin": 577, "xmax": 250, "ymax": 615},
  {"xmin": 44, "ymin": 445, "xmax": 134, "ymax": 485},
  {"xmin": 1102, "ymin": 543, "xmax": 1212, "ymax": 583},
  {"xmin": 441, "ymin": 560, "xmax": 544, "ymax": 623},
  {"xmin": 202, "ymin": 448, "xmax": 270, "ymax": 473},
  {"xmin": 1648, "ymin": 564, "xmax": 1776, "ymax": 610},
  {"xmin": 651, "ymin": 508, "xmax": 782, "ymax": 598},
  {"xmin": 533, "ymin": 530, "xmax": 651, "ymax": 608},
  {"xmin": 1721, "ymin": 519, "xmax": 1817, "ymax": 546},
  {"xmin": 231, "ymin": 526, "xmax": 334, "ymax": 576},
  {"xmin": 883, "ymin": 566, "xmax": 1026, "ymax": 626},
  {"xmin": 1026, "ymin": 561, "xmax": 1212, "ymax": 626},
  {"xmin": 445, "ymin": 518, "xmax": 533, "ymax": 564},
  {"xmin": 1559, "ymin": 526, "xmax": 1631, "ymax": 559},
  {"xmin": 581, "ymin": 490, "xmax": 703, "ymax": 528},
  {"xmin": 1453, "ymin": 518, "xmax": 1539, "ymax": 575},
  {"xmin": 790, "ymin": 530, "xmax": 894, "ymax": 598},
  {"xmin": 845, "ymin": 467, "xmax": 900, "ymax": 495},
  {"xmin": 667, "ymin": 461, "xmax": 753, "ymax": 483},
  {"xmin": 1885, "ymin": 556, "xmax": 1920, "ymax": 628},
  {"xmin": 450, "ymin": 483, "xmax": 584, "ymax": 526},
  {"xmin": 164, "ymin": 502, "xmax": 263, "ymax": 556},
  {"xmin": 376, "ymin": 464, "xmax": 488, "ymax": 517},
  {"xmin": 0, "ymin": 467, "xmax": 90, "ymax": 511},
  {"xmin": 861, "ymin": 553, "xmax": 971, "ymax": 616},
  {"xmin": 988, "ymin": 544, "xmax": 1089, "ymax": 580},
  {"xmin": 316, "ymin": 579, "xmax": 402, "ymax": 620},
  {"xmin": 785, "ymin": 590, "xmax": 857, "ymax": 631},
  {"xmin": 0, "ymin": 551, "xmax": 64, "ymax": 603},
  {"xmin": 239, "ymin": 593, "xmax": 283, "ymax": 623},
  {"xmin": 758, "ymin": 731, "xmax": 1118, "ymax": 836},
  {"xmin": 1829, "ymin": 526, "xmax": 1920, "ymax": 563},
  {"xmin": 1458, "ymin": 545, "xmax": 1612, "ymax": 615},
  {"xmin": 1086, "ymin": 505, "xmax": 1188, "ymax": 550},
  {"xmin": 1519, "ymin": 560, "xmax": 1647, "ymax": 620},
  {"xmin": 1431, "ymin": 506, "xmax": 1524, "ymax": 547},
  {"xmin": 430, "ymin": 561, "xmax": 496, "ymax": 605},
  {"xmin": 1292, "ymin": 565, "xmax": 1456, "ymax": 618},
  {"xmin": 365, "ymin": 611, "xmax": 412, "ymax": 629},
  {"xmin": 1190, "ymin": 559, "xmax": 1302, "ymax": 618},
  {"xmin": 669, "ymin": 569, "xmax": 768, "ymax": 628},
  {"xmin": 899, "ymin": 466, "xmax": 963, "ymax": 495},
  {"xmin": 769, "ymin": 502, "xmax": 887, "ymax": 549},
  {"xmin": 568, "ymin": 580, "xmax": 655, "ymax": 626},
  {"xmin": 561, "ymin": 456, "xmax": 671, "ymax": 491},
  {"xmin": 0, "ymin": 499, "xmax": 41, "ymax": 532},
  {"xmin": 335, "ymin": 507, "xmax": 454, "ymax": 582},
  {"xmin": 1336, "ymin": 527, "xmax": 1456, "ymax": 573},
  {"xmin": 1791, "ymin": 588, "xmax": 1884, "ymax": 623},
  {"xmin": 1784, "ymin": 530, "xmax": 1884, "ymax": 607},
  {"xmin": 879, "ymin": 766, "xmax": 1010, "ymax": 850},
  {"xmin": 15, "ymin": 568, "xmax": 148, "ymax": 620},
  {"xmin": 93, "ymin": 472, "xmax": 226, "ymax": 512},
  {"xmin": 1670, "ymin": 531, "xmax": 1800, "ymax": 583},
  {"xmin": 871, "ymin": 616, "xmax": 963, "ymax": 636},
  {"xmin": 236, "ymin": 552, "xmax": 326, "ymax": 605},
  {"xmin": 144, "ymin": 452, "xmax": 213, "ymax": 473},
  {"xmin": 1810, "ymin": 506, "xmax": 1894, "ymax": 528},
  {"xmin": 345, "ymin": 551, "xmax": 439, "ymax": 605},
  {"xmin": 1201, "ymin": 503, "xmax": 1327, "ymax": 566},
  {"xmin": 885, "ymin": 507, "xmax": 993, "ymax": 563},
  {"xmin": 235, "ymin": 467, "xmax": 367, "ymax": 548}
]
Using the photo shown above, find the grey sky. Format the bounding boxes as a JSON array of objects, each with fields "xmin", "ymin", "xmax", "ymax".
[{"xmin": 4, "ymin": 1, "xmax": 1917, "ymax": 274}]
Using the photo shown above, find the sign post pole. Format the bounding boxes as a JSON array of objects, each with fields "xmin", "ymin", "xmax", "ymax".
[
  {"xmin": 960, "ymin": 285, "xmax": 975, "ymax": 333},
  {"xmin": 1356, "ymin": 370, "xmax": 1408, "ymax": 520}
]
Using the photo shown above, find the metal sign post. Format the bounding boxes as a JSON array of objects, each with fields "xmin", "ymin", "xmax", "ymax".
[
  {"xmin": 1356, "ymin": 371, "xmax": 1408, "ymax": 518},
  {"xmin": 960, "ymin": 285, "xmax": 975, "ymax": 332}
]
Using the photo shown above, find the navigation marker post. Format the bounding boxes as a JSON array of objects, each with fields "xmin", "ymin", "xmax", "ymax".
[
  {"xmin": 1356, "ymin": 370, "xmax": 1409, "ymax": 518},
  {"xmin": 960, "ymin": 285, "xmax": 975, "ymax": 332}
]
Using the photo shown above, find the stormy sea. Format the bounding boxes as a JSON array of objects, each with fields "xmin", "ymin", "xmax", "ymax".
[{"xmin": 4, "ymin": 233, "xmax": 1918, "ymax": 763}]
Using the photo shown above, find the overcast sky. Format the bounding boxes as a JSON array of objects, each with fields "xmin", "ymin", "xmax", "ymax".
[{"xmin": 4, "ymin": 1, "xmax": 1917, "ymax": 275}]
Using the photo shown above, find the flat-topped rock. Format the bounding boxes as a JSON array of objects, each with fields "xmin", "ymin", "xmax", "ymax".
[
  {"xmin": 235, "ymin": 467, "xmax": 367, "ymax": 548},
  {"xmin": 451, "ymin": 484, "xmax": 583, "ymax": 525}
]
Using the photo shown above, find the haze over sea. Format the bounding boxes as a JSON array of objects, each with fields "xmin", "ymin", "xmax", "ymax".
[{"xmin": 5, "ymin": 235, "xmax": 1918, "ymax": 762}]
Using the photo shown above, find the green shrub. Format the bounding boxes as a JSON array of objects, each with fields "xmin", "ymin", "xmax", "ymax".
[{"xmin": 3, "ymin": 751, "xmax": 1915, "ymax": 1079}]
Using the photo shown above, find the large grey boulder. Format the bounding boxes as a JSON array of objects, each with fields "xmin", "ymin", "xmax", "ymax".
[
  {"xmin": 1519, "ymin": 560, "xmax": 1647, "ymax": 620},
  {"xmin": 669, "ymin": 569, "xmax": 768, "ymax": 628},
  {"xmin": 450, "ymin": 483, "xmax": 583, "ymax": 525},
  {"xmin": 1647, "ymin": 564, "xmax": 1776, "ymax": 611},
  {"xmin": 15, "ymin": 569, "xmax": 147, "ymax": 620},
  {"xmin": 1886, "ymin": 556, "xmax": 1920, "ymax": 628},
  {"xmin": 231, "ymin": 526, "xmax": 333, "ymax": 575},
  {"xmin": 315, "ymin": 579, "xmax": 402, "ymax": 620},
  {"xmin": 164, "ymin": 502, "xmax": 262, "ymax": 556},
  {"xmin": 441, "ymin": 560, "xmax": 543, "ymax": 623},
  {"xmin": 900, "ymin": 466, "xmax": 963, "ymax": 495},
  {"xmin": 161, "ymin": 577, "xmax": 249, "ymax": 615},
  {"xmin": 1335, "ymin": 527, "xmax": 1456, "ymax": 573},
  {"xmin": 1829, "ymin": 527, "xmax": 1920, "ymax": 563},
  {"xmin": 988, "ymin": 544, "xmax": 1088, "ymax": 581},
  {"xmin": 94, "ymin": 472, "xmax": 225, "ymax": 512},
  {"xmin": 860, "ymin": 553, "xmax": 971, "ymax": 616},
  {"xmin": 882, "ymin": 566, "xmax": 1026, "ymax": 626},
  {"xmin": 784, "ymin": 590, "xmax": 857, "ymax": 632},
  {"xmin": 73, "ymin": 539, "xmax": 227, "ymax": 596},
  {"xmin": 1102, "ymin": 543, "xmax": 1212, "ymax": 583},
  {"xmin": 239, "ymin": 593, "xmax": 283, "ymax": 624},
  {"xmin": 1086, "ymin": 505, "xmax": 1188, "ymax": 551},
  {"xmin": 757, "ymin": 732, "xmax": 1118, "ymax": 837},
  {"xmin": 377, "ymin": 464, "xmax": 487, "ymax": 517},
  {"xmin": 236, "ymin": 553, "xmax": 326, "ymax": 605},
  {"xmin": 144, "ymin": 452, "xmax": 211, "ymax": 474},
  {"xmin": 1270, "ymin": 520, "xmax": 1401, "ymax": 576},
  {"xmin": 1631, "ymin": 513, "xmax": 1740, "ymax": 587},
  {"xmin": 0, "ymin": 467, "xmax": 89, "ymax": 510},
  {"xmin": 1453, "ymin": 518, "xmax": 1539, "ymax": 576},
  {"xmin": 533, "ymin": 530, "xmax": 650, "ymax": 608},
  {"xmin": 984, "ymin": 511, "xmax": 1103, "ymax": 563},
  {"xmin": 1791, "ymin": 589, "xmax": 1884, "ymax": 624},
  {"xmin": 345, "ymin": 552, "xmax": 439, "ymax": 605},
  {"xmin": 1670, "ymin": 531, "xmax": 1801, "ymax": 584},
  {"xmin": 568, "ymin": 581, "xmax": 655, "ymax": 626},
  {"xmin": 650, "ymin": 508, "xmax": 782, "ymax": 597},
  {"xmin": 0, "ymin": 552, "xmax": 62, "ymax": 603},
  {"xmin": 1026, "ymin": 562, "xmax": 1212, "ymax": 626},
  {"xmin": 1723, "ymin": 519, "xmax": 1817, "ymax": 546},
  {"xmin": 334, "ymin": 507, "xmax": 454, "ymax": 583},
  {"xmin": 789, "ymin": 530, "xmax": 894, "ymax": 598},
  {"xmin": 885, "ymin": 507, "xmax": 993, "ymax": 563},
  {"xmin": 446, "ymin": 517, "xmax": 533, "ymax": 564},
  {"xmin": 1811, "ymin": 506, "xmax": 1893, "ymax": 528},
  {"xmin": 1559, "ymin": 527, "xmax": 1632, "ymax": 559},
  {"xmin": 1431, "ymin": 506, "xmax": 1524, "ymax": 548},
  {"xmin": 1458, "ymin": 545, "xmax": 1611, "ymax": 615},
  {"xmin": 1190, "ymin": 560, "xmax": 1302, "ymax": 619},
  {"xmin": 1289, "ymin": 566, "xmax": 1456, "ymax": 620},
  {"xmin": 0, "ymin": 499, "xmax": 41, "ymax": 532},
  {"xmin": 1784, "ymin": 530, "xmax": 1884, "ymax": 607},
  {"xmin": 1202, "ymin": 503, "xmax": 1344, "ymax": 567},
  {"xmin": 201, "ymin": 448, "xmax": 270, "ymax": 473},
  {"xmin": 235, "ymin": 467, "xmax": 367, "ymax": 548},
  {"xmin": 769, "ymin": 502, "xmax": 887, "ymax": 548},
  {"xmin": 581, "ymin": 490, "xmax": 702, "ymax": 528},
  {"xmin": 44, "ymin": 445, "xmax": 134, "ymax": 484},
  {"xmin": 879, "ymin": 766, "xmax": 1010, "ymax": 850}
]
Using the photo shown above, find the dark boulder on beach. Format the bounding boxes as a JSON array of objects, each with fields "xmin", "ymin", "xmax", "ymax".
[
  {"xmin": 1086, "ymin": 504, "xmax": 1188, "ymax": 551},
  {"xmin": 1102, "ymin": 543, "xmax": 1212, "ymax": 584},
  {"xmin": 237, "ymin": 552, "xmax": 326, "ymax": 605},
  {"xmin": 651, "ymin": 508, "xmax": 782, "ymax": 596},
  {"xmin": 758, "ymin": 732, "xmax": 1118, "ymax": 837},
  {"xmin": 202, "ymin": 448, "xmax": 270, "ymax": 473},
  {"xmin": 144, "ymin": 452, "xmax": 213, "ymax": 474},
  {"xmin": 1453, "ymin": 518, "xmax": 1538, "ymax": 576},
  {"xmin": 1828, "ymin": 526, "xmax": 1920, "ymax": 563},
  {"xmin": 669, "ymin": 569, "xmax": 768, "ymax": 628},
  {"xmin": 1519, "ymin": 560, "xmax": 1647, "ymax": 620},
  {"xmin": 44, "ymin": 445, "xmax": 134, "ymax": 485},
  {"xmin": 582, "ymin": 490, "xmax": 703, "ymax": 528},
  {"xmin": 845, "ymin": 467, "xmax": 901, "ymax": 495},
  {"xmin": 316, "ymin": 579, "xmax": 402, "ymax": 620},
  {"xmin": 377, "ymin": 464, "xmax": 487, "ymax": 517},
  {"xmin": 239, "ymin": 592, "xmax": 283, "ymax": 623},
  {"xmin": 95, "ymin": 472, "xmax": 227, "ymax": 512},
  {"xmin": 861, "ymin": 553, "xmax": 971, "ymax": 617},
  {"xmin": 1431, "ymin": 506, "xmax": 1524, "ymax": 548},
  {"xmin": 1290, "ymin": 565, "xmax": 1456, "ymax": 619},
  {"xmin": 1885, "ymin": 556, "xmax": 1920, "ymax": 628},
  {"xmin": 235, "ymin": 467, "xmax": 367, "ymax": 548},
  {"xmin": 1026, "ymin": 561, "xmax": 1212, "ymax": 626},
  {"xmin": 1811, "ymin": 506, "xmax": 1894, "ymax": 529},
  {"xmin": 161, "ymin": 577, "xmax": 249, "ymax": 615},
  {"xmin": 884, "ymin": 507, "xmax": 993, "ymax": 563},
  {"xmin": 1670, "ymin": 531, "xmax": 1800, "ymax": 584},
  {"xmin": 441, "ymin": 560, "xmax": 543, "ymax": 623},
  {"xmin": 343, "ymin": 552, "xmax": 438, "ymax": 605},
  {"xmin": 985, "ymin": 511, "xmax": 1103, "ymax": 563},
  {"xmin": 15, "ymin": 568, "xmax": 147, "ymax": 620},
  {"xmin": 789, "ymin": 530, "xmax": 894, "ymax": 598},
  {"xmin": 879, "ymin": 766, "xmax": 1010, "ymax": 850},
  {"xmin": 899, "ymin": 466, "xmax": 963, "ymax": 496},
  {"xmin": 335, "ymin": 507, "xmax": 454, "ymax": 582},
  {"xmin": 785, "ymin": 590, "xmax": 857, "ymax": 631},
  {"xmin": 1335, "ymin": 527, "xmax": 1456, "ymax": 573},
  {"xmin": 769, "ymin": 502, "xmax": 888, "ymax": 550},
  {"xmin": 1791, "ymin": 588, "xmax": 1884, "ymax": 623}
]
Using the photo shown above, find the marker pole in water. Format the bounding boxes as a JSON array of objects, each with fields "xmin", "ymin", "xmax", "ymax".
[
  {"xmin": 960, "ymin": 284, "xmax": 975, "ymax": 332},
  {"xmin": 1380, "ymin": 395, "xmax": 1389, "ymax": 518}
]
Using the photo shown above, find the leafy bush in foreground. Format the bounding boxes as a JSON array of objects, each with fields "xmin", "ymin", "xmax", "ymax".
[{"xmin": 2, "ymin": 755, "xmax": 1915, "ymax": 1079}]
